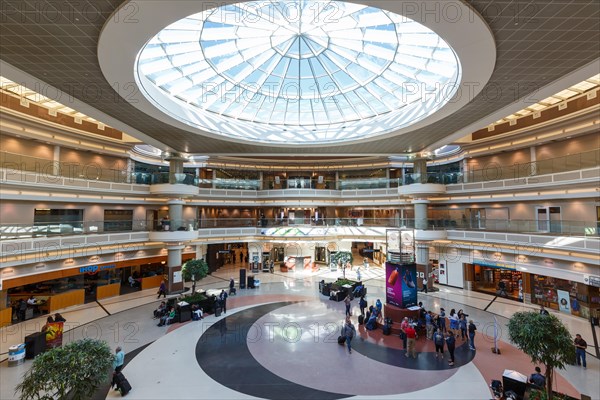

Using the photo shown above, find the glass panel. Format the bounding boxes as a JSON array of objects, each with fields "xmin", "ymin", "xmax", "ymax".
[{"xmin": 136, "ymin": 0, "xmax": 461, "ymax": 144}]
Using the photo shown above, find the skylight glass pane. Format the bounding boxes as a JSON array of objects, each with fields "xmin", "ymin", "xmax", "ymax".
[{"xmin": 136, "ymin": 0, "xmax": 461, "ymax": 144}]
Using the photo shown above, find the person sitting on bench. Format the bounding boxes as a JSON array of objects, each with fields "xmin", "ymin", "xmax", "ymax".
[
  {"xmin": 191, "ymin": 304, "xmax": 203, "ymax": 320},
  {"xmin": 352, "ymin": 283, "xmax": 364, "ymax": 297},
  {"xmin": 153, "ymin": 301, "xmax": 166, "ymax": 319},
  {"xmin": 157, "ymin": 307, "xmax": 175, "ymax": 326}
]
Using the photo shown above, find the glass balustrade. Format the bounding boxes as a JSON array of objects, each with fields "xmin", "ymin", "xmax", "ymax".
[
  {"xmin": 3, "ymin": 149, "xmax": 598, "ymax": 188},
  {"xmin": 2, "ymin": 217, "xmax": 596, "ymax": 240},
  {"xmin": 465, "ymin": 148, "xmax": 600, "ymax": 183}
]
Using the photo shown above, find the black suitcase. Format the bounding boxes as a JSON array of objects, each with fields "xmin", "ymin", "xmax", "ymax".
[
  {"xmin": 337, "ymin": 335, "xmax": 346, "ymax": 345},
  {"xmin": 215, "ymin": 307, "xmax": 222, "ymax": 317},
  {"xmin": 114, "ymin": 372, "xmax": 132, "ymax": 396},
  {"xmin": 383, "ymin": 324, "xmax": 391, "ymax": 335},
  {"xmin": 358, "ymin": 315, "xmax": 365, "ymax": 325}
]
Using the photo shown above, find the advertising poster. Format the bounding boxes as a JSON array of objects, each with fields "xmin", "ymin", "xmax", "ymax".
[
  {"xmin": 45, "ymin": 321, "xmax": 64, "ymax": 349},
  {"xmin": 386, "ymin": 262, "xmax": 418, "ymax": 308},
  {"xmin": 556, "ymin": 290, "xmax": 571, "ymax": 314}
]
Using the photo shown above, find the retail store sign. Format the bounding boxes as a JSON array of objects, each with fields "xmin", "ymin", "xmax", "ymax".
[
  {"xmin": 584, "ymin": 275, "xmax": 600, "ymax": 288},
  {"xmin": 473, "ymin": 260, "xmax": 516, "ymax": 270},
  {"xmin": 79, "ymin": 264, "xmax": 116, "ymax": 274}
]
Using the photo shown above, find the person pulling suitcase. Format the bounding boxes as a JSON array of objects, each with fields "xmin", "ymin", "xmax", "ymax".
[{"xmin": 113, "ymin": 371, "xmax": 132, "ymax": 396}]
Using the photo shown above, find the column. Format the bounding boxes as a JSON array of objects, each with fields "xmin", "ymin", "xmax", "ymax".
[
  {"xmin": 168, "ymin": 199, "xmax": 184, "ymax": 231},
  {"xmin": 53, "ymin": 145, "xmax": 60, "ymax": 176},
  {"xmin": 385, "ymin": 168, "xmax": 390, "ymax": 188},
  {"xmin": 195, "ymin": 244, "xmax": 206, "ymax": 260},
  {"xmin": 530, "ymin": 146, "xmax": 537, "ymax": 176},
  {"xmin": 164, "ymin": 152, "xmax": 186, "ymax": 184},
  {"xmin": 462, "ymin": 159, "xmax": 468, "ymax": 183},
  {"xmin": 413, "ymin": 158, "xmax": 428, "ymax": 183},
  {"xmin": 126, "ymin": 158, "xmax": 133, "ymax": 183},
  {"xmin": 412, "ymin": 199, "xmax": 429, "ymax": 230},
  {"xmin": 166, "ymin": 245, "xmax": 184, "ymax": 293},
  {"xmin": 415, "ymin": 242, "xmax": 432, "ymax": 292}
]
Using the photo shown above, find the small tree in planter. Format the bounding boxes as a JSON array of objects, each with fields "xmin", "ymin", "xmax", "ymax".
[
  {"xmin": 507, "ymin": 311, "xmax": 575, "ymax": 400},
  {"xmin": 16, "ymin": 338, "xmax": 114, "ymax": 400},
  {"xmin": 182, "ymin": 259, "xmax": 209, "ymax": 294},
  {"xmin": 330, "ymin": 251, "xmax": 353, "ymax": 279}
]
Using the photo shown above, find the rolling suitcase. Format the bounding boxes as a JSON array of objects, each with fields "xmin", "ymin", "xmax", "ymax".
[
  {"xmin": 358, "ymin": 315, "xmax": 365, "ymax": 325},
  {"xmin": 114, "ymin": 372, "xmax": 132, "ymax": 396},
  {"xmin": 337, "ymin": 335, "xmax": 346, "ymax": 345},
  {"xmin": 382, "ymin": 324, "xmax": 391, "ymax": 335}
]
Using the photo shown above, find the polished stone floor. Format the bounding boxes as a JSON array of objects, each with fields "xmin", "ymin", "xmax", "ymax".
[{"xmin": 1, "ymin": 263, "xmax": 598, "ymax": 400}]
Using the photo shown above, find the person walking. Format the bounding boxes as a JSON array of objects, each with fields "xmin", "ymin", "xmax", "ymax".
[
  {"xmin": 405, "ymin": 323, "xmax": 417, "ymax": 358},
  {"xmin": 448, "ymin": 309, "xmax": 459, "ymax": 335},
  {"xmin": 219, "ymin": 289, "xmax": 228, "ymax": 314},
  {"xmin": 421, "ymin": 276, "xmax": 428, "ymax": 293},
  {"xmin": 434, "ymin": 329, "xmax": 445, "ymax": 359},
  {"xmin": 229, "ymin": 278, "xmax": 235, "ymax": 295},
  {"xmin": 425, "ymin": 311, "xmax": 434, "ymax": 340},
  {"xmin": 445, "ymin": 331, "xmax": 456, "ymax": 366},
  {"xmin": 359, "ymin": 295, "xmax": 367, "ymax": 316},
  {"xmin": 468, "ymin": 319, "xmax": 477, "ymax": 350},
  {"xmin": 529, "ymin": 366, "xmax": 546, "ymax": 388},
  {"xmin": 400, "ymin": 317, "xmax": 409, "ymax": 350},
  {"xmin": 111, "ymin": 346, "xmax": 125, "ymax": 389},
  {"xmin": 574, "ymin": 334, "xmax": 587, "ymax": 368},
  {"xmin": 458, "ymin": 314, "xmax": 467, "ymax": 341},
  {"xmin": 343, "ymin": 294, "xmax": 352, "ymax": 317},
  {"xmin": 438, "ymin": 308, "xmax": 446, "ymax": 332},
  {"xmin": 356, "ymin": 265, "xmax": 361, "ymax": 282},
  {"xmin": 341, "ymin": 316, "xmax": 356, "ymax": 354},
  {"xmin": 157, "ymin": 280, "xmax": 167, "ymax": 299}
]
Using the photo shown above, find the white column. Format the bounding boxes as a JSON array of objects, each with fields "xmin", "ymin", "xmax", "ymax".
[
  {"xmin": 462, "ymin": 159, "xmax": 468, "ymax": 183},
  {"xmin": 412, "ymin": 199, "xmax": 429, "ymax": 230},
  {"xmin": 53, "ymin": 145, "xmax": 60, "ymax": 176},
  {"xmin": 126, "ymin": 158, "xmax": 133, "ymax": 183},
  {"xmin": 530, "ymin": 146, "xmax": 537, "ymax": 175},
  {"xmin": 168, "ymin": 199, "xmax": 184, "ymax": 231}
]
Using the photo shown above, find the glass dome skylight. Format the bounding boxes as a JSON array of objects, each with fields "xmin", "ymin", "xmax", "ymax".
[{"xmin": 136, "ymin": 0, "xmax": 461, "ymax": 145}]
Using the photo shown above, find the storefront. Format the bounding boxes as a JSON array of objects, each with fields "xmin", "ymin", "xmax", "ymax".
[
  {"xmin": 3, "ymin": 256, "xmax": 179, "ymax": 321},
  {"xmin": 531, "ymin": 274, "xmax": 599, "ymax": 320},
  {"xmin": 467, "ymin": 261, "xmax": 523, "ymax": 301}
]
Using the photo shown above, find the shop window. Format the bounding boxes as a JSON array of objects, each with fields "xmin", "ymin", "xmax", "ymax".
[
  {"xmin": 103, "ymin": 210, "xmax": 133, "ymax": 232},
  {"xmin": 536, "ymin": 206, "xmax": 561, "ymax": 233},
  {"xmin": 34, "ymin": 208, "xmax": 84, "ymax": 234}
]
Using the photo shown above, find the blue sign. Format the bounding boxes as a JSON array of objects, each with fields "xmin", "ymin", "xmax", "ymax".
[{"xmin": 79, "ymin": 264, "xmax": 116, "ymax": 274}]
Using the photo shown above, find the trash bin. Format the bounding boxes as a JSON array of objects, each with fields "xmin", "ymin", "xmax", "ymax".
[
  {"xmin": 177, "ymin": 301, "xmax": 191, "ymax": 323},
  {"xmin": 24, "ymin": 332, "xmax": 46, "ymax": 359},
  {"xmin": 502, "ymin": 369, "xmax": 527, "ymax": 399},
  {"xmin": 239, "ymin": 269, "xmax": 246, "ymax": 289},
  {"xmin": 8, "ymin": 343, "xmax": 26, "ymax": 366}
]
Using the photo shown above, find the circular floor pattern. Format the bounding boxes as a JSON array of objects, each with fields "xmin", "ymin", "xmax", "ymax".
[
  {"xmin": 197, "ymin": 301, "xmax": 476, "ymax": 398},
  {"xmin": 196, "ymin": 301, "xmax": 349, "ymax": 400}
]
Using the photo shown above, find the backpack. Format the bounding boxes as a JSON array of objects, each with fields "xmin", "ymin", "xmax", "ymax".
[{"xmin": 434, "ymin": 332, "xmax": 444, "ymax": 345}]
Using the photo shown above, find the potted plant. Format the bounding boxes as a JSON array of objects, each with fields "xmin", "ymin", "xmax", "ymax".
[
  {"xmin": 16, "ymin": 338, "xmax": 114, "ymax": 400},
  {"xmin": 181, "ymin": 259, "xmax": 209, "ymax": 294}
]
